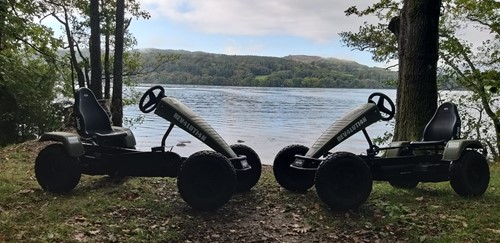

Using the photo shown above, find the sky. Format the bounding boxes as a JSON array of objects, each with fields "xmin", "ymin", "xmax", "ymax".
[{"xmin": 130, "ymin": 0, "xmax": 383, "ymax": 67}]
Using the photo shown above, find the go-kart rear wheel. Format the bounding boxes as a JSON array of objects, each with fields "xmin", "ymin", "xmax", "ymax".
[
  {"xmin": 177, "ymin": 151, "xmax": 236, "ymax": 210},
  {"xmin": 388, "ymin": 179, "xmax": 419, "ymax": 189},
  {"xmin": 315, "ymin": 152, "xmax": 372, "ymax": 210},
  {"xmin": 230, "ymin": 144, "xmax": 262, "ymax": 192},
  {"xmin": 450, "ymin": 151, "xmax": 490, "ymax": 197},
  {"xmin": 273, "ymin": 144, "xmax": 315, "ymax": 192},
  {"xmin": 35, "ymin": 144, "xmax": 81, "ymax": 194}
]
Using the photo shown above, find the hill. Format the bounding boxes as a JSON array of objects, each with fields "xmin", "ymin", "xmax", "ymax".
[{"xmin": 135, "ymin": 49, "xmax": 397, "ymax": 89}]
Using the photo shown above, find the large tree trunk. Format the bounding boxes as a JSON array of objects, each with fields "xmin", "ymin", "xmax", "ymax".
[
  {"xmin": 89, "ymin": 0, "xmax": 102, "ymax": 99},
  {"xmin": 111, "ymin": 0, "xmax": 125, "ymax": 126},
  {"xmin": 391, "ymin": 0, "xmax": 441, "ymax": 141}
]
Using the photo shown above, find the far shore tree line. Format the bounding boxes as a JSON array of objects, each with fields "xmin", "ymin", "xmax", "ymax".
[
  {"xmin": 134, "ymin": 50, "xmax": 398, "ymax": 89},
  {"xmin": 0, "ymin": 0, "xmax": 498, "ymax": 161}
]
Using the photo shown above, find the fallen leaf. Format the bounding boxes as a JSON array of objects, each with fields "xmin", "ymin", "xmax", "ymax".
[
  {"xmin": 314, "ymin": 203, "xmax": 321, "ymax": 210},
  {"xmin": 419, "ymin": 235, "xmax": 428, "ymax": 242},
  {"xmin": 486, "ymin": 228, "xmax": 500, "ymax": 234},
  {"xmin": 293, "ymin": 227, "xmax": 311, "ymax": 234},
  {"xmin": 74, "ymin": 233, "xmax": 85, "ymax": 242},
  {"xmin": 18, "ymin": 189, "xmax": 34, "ymax": 194},
  {"xmin": 75, "ymin": 216, "xmax": 87, "ymax": 222}
]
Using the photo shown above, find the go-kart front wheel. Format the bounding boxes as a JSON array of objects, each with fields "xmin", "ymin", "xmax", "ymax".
[
  {"xmin": 315, "ymin": 152, "xmax": 372, "ymax": 211},
  {"xmin": 273, "ymin": 144, "xmax": 315, "ymax": 192},
  {"xmin": 450, "ymin": 151, "xmax": 490, "ymax": 197},
  {"xmin": 35, "ymin": 144, "xmax": 81, "ymax": 194},
  {"xmin": 230, "ymin": 144, "xmax": 262, "ymax": 192},
  {"xmin": 177, "ymin": 151, "xmax": 236, "ymax": 210}
]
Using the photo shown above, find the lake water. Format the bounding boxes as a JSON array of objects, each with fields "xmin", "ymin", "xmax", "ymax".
[{"xmin": 124, "ymin": 85, "xmax": 396, "ymax": 164}]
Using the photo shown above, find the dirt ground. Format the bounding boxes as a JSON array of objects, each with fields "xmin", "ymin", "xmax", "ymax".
[
  {"xmin": 145, "ymin": 165, "xmax": 402, "ymax": 243},
  {"xmin": 0, "ymin": 141, "xmax": 415, "ymax": 242}
]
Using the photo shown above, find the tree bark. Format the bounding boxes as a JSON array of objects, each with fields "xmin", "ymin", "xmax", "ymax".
[
  {"xmin": 392, "ymin": 0, "xmax": 441, "ymax": 141},
  {"xmin": 104, "ymin": 33, "xmax": 111, "ymax": 99},
  {"xmin": 111, "ymin": 0, "xmax": 125, "ymax": 126},
  {"xmin": 89, "ymin": 0, "xmax": 102, "ymax": 99}
]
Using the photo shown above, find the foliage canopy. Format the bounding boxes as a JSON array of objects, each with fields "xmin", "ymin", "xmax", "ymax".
[
  {"xmin": 341, "ymin": 0, "xmax": 500, "ymax": 159},
  {"xmin": 0, "ymin": 0, "xmax": 64, "ymax": 146}
]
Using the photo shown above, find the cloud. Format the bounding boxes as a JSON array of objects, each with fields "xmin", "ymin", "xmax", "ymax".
[
  {"xmin": 138, "ymin": 0, "xmax": 377, "ymax": 43},
  {"xmin": 222, "ymin": 39, "xmax": 264, "ymax": 55}
]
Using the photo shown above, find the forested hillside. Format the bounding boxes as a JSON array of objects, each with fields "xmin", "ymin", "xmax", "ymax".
[{"xmin": 135, "ymin": 49, "xmax": 397, "ymax": 88}]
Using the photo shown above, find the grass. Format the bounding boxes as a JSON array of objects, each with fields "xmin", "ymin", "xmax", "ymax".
[
  {"xmin": 255, "ymin": 75, "xmax": 269, "ymax": 81},
  {"xmin": 1, "ymin": 141, "xmax": 500, "ymax": 242}
]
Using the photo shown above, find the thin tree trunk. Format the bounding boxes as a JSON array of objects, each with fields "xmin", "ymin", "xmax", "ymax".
[
  {"xmin": 392, "ymin": 0, "xmax": 441, "ymax": 141},
  {"xmin": 89, "ymin": 0, "xmax": 102, "ymax": 99},
  {"xmin": 54, "ymin": 8, "xmax": 85, "ymax": 88},
  {"xmin": 101, "ymin": 0, "xmax": 112, "ymax": 100},
  {"xmin": 104, "ymin": 33, "xmax": 111, "ymax": 99},
  {"xmin": 111, "ymin": 0, "xmax": 125, "ymax": 126}
]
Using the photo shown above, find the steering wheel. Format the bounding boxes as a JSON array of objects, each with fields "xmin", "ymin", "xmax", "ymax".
[
  {"xmin": 139, "ymin": 85, "xmax": 166, "ymax": 113},
  {"xmin": 368, "ymin": 92, "xmax": 395, "ymax": 121}
]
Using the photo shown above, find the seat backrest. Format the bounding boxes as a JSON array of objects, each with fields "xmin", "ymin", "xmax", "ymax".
[
  {"xmin": 73, "ymin": 87, "xmax": 112, "ymax": 137},
  {"xmin": 422, "ymin": 102, "xmax": 461, "ymax": 141}
]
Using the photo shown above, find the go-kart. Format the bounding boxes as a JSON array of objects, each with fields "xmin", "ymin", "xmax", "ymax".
[
  {"xmin": 34, "ymin": 85, "xmax": 262, "ymax": 210},
  {"xmin": 273, "ymin": 92, "xmax": 490, "ymax": 210}
]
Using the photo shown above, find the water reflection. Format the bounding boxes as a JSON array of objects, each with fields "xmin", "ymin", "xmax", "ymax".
[{"xmin": 124, "ymin": 85, "xmax": 396, "ymax": 164}]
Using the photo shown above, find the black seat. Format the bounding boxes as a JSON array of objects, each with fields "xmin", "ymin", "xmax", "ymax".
[
  {"xmin": 73, "ymin": 87, "xmax": 127, "ymax": 140},
  {"xmin": 411, "ymin": 102, "xmax": 461, "ymax": 146}
]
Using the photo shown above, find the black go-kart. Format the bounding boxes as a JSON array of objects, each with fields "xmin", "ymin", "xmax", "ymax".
[
  {"xmin": 34, "ymin": 85, "xmax": 262, "ymax": 210},
  {"xmin": 273, "ymin": 92, "xmax": 490, "ymax": 210}
]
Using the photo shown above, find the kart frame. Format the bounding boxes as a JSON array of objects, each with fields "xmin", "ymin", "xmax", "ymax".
[
  {"xmin": 273, "ymin": 92, "xmax": 490, "ymax": 210},
  {"xmin": 35, "ymin": 86, "xmax": 262, "ymax": 210}
]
